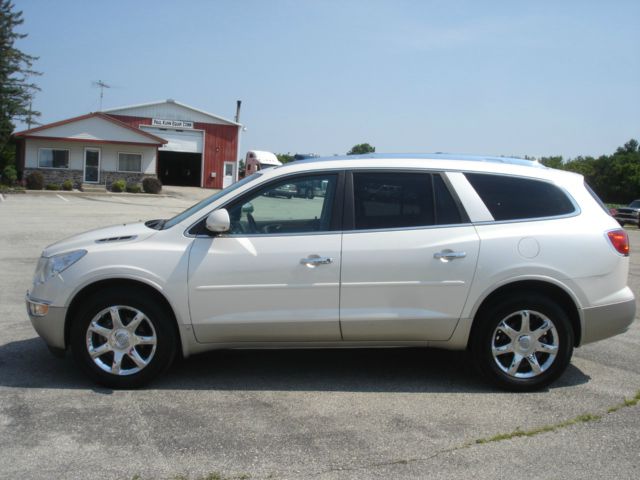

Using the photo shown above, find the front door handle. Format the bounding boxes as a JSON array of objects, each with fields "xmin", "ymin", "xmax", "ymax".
[
  {"xmin": 434, "ymin": 250, "xmax": 466, "ymax": 262},
  {"xmin": 300, "ymin": 254, "xmax": 333, "ymax": 268}
]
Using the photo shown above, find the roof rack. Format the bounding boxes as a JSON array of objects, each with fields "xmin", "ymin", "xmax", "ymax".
[{"xmin": 297, "ymin": 153, "xmax": 545, "ymax": 168}]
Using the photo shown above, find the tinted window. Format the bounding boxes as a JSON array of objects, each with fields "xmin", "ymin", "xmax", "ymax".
[
  {"xmin": 353, "ymin": 173, "xmax": 435, "ymax": 229},
  {"xmin": 465, "ymin": 173, "xmax": 575, "ymax": 221},
  {"xmin": 227, "ymin": 174, "xmax": 337, "ymax": 235}
]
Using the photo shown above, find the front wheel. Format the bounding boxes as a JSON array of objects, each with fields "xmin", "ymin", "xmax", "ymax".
[
  {"xmin": 470, "ymin": 294, "xmax": 574, "ymax": 391},
  {"xmin": 70, "ymin": 288, "xmax": 177, "ymax": 388}
]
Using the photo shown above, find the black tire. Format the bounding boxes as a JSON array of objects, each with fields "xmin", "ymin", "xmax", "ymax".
[
  {"xmin": 70, "ymin": 287, "xmax": 177, "ymax": 388},
  {"xmin": 470, "ymin": 293, "xmax": 574, "ymax": 392}
]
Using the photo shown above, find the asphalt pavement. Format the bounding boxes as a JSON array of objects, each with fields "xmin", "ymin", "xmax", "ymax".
[{"xmin": 0, "ymin": 191, "xmax": 638, "ymax": 480}]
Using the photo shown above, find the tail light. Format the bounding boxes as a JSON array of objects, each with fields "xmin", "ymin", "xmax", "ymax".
[{"xmin": 607, "ymin": 229, "xmax": 630, "ymax": 256}]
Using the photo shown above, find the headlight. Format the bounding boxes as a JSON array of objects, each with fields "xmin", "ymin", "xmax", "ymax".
[{"xmin": 34, "ymin": 250, "xmax": 87, "ymax": 284}]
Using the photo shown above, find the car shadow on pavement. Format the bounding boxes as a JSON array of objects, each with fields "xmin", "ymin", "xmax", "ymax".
[{"xmin": 0, "ymin": 337, "xmax": 590, "ymax": 393}]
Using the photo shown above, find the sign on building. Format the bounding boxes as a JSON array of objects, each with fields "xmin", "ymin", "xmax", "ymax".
[{"xmin": 151, "ymin": 118, "xmax": 194, "ymax": 129}]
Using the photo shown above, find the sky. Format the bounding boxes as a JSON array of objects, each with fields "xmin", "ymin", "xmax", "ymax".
[{"xmin": 13, "ymin": 0, "xmax": 640, "ymax": 159}]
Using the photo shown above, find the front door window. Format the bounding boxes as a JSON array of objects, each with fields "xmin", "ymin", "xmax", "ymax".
[
  {"xmin": 84, "ymin": 149, "xmax": 100, "ymax": 183},
  {"xmin": 226, "ymin": 174, "xmax": 337, "ymax": 235}
]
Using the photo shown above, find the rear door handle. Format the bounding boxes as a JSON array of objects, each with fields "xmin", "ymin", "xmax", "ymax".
[
  {"xmin": 300, "ymin": 254, "xmax": 333, "ymax": 268},
  {"xmin": 434, "ymin": 250, "xmax": 466, "ymax": 262}
]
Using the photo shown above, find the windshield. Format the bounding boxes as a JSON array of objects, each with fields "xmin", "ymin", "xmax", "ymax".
[
  {"xmin": 161, "ymin": 173, "xmax": 262, "ymax": 229},
  {"xmin": 629, "ymin": 200, "xmax": 640, "ymax": 208}
]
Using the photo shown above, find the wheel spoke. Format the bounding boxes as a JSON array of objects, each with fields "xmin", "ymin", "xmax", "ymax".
[
  {"xmin": 89, "ymin": 342, "xmax": 111, "ymax": 358},
  {"xmin": 135, "ymin": 334, "xmax": 156, "ymax": 346},
  {"xmin": 112, "ymin": 350, "xmax": 125, "ymax": 374},
  {"xmin": 109, "ymin": 307, "xmax": 124, "ymax": 329},
  {"xmin": 526, "ymin": 354, "xmax": 542, "ymax": 374},
  {"xmin": 126, "ymin": 312, "xmax": 145, "ymax": 333},
  {"xmin": 498, "ymin": 322, "xmax": 519, "ymax": 340},
  {"xmin": 520, "ymin": 310, "xmax": 531, "ymax": 334},
  {"xmin": 127, "ymin": 348, "xmax": 148, "ymax": 369},
  {"xmin": 532, "ymin": 320, "xmax": 552, "ymax": 340},
  {"xmin": 88, "ymin": 322, "xmax": 112, "ymax": 339},
  {"xmin": 507, "ymin": 353, "xmax": 524, "ymax": 375},
  {"xmin": 537, "ymin": 342, "xmax": 558, "ymax": 355},
  {"xmin": 492, "ymin": 343, "xmax": 514, "ymax": 356}
]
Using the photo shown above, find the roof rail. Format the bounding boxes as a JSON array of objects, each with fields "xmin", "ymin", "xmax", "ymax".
[{"xmin": 296, "ymin": 153, "xmax": 545, "ymax": 168}]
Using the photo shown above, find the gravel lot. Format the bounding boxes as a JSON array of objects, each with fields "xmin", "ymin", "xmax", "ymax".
[{"xmin": 1, "ymin": 191, "xmax": 638, "ymax": 480}]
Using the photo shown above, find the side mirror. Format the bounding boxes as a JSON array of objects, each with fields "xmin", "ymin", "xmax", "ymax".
[
  {"xmin": 241, "ymin": 202, "xmax": 254, "ymax": 214},
  {"xmin": 205, "ymin": 209, "xmax": 230, "ymax": 233}
]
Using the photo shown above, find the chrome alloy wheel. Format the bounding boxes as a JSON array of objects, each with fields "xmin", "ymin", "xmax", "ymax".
[
  {"xmin": 85, "ymin": 305, "xmax": 157, "ymax": 376},
  {"xmin": 491, "ymin": 310, "xmax": 559, "ymax": 379}
]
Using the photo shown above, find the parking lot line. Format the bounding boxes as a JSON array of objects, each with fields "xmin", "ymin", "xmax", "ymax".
[
  {"xmin": 0, "ymin": 194, "xmax": 4, "ymax": 202},
  {"xmin": 56, "ymin": 194, "xmax": 69, "ymax": 202}
]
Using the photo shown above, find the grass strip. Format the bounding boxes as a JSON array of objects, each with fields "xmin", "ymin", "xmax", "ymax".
[{"xmin": 474, "ymin": 389, "xmax": 640, "ymax": 445}]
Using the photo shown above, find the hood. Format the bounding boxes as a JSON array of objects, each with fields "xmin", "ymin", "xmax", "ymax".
[{"xmin": 42, "ymin": 222, "xmax": 158, "ymax": 257}]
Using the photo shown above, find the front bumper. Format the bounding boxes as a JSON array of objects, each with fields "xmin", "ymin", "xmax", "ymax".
[
  {"xmin": 614, "ymin": 214, "xmax": 640, "ymax": 225},
  {"xmin": 581, "ymin": 297, "xmax": 637, "ymax": 345},
  {"xmin": 26, "ymin": 292, "xmax": 67, "ymax": 350}
]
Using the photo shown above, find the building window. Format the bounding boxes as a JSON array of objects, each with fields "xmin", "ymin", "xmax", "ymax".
[
  {"xmin": 38, "ymin": 149, "xmax": 69, "ymax": 169},
  {"xmin": 118, "ymin": 153, "xmax": 142, "ymax": 172}
]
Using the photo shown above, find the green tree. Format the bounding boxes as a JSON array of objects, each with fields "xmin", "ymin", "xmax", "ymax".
[
  {"xmin": 553, "ymin": 139, "xmax": 640, "ymax": 204},
  {"xmin": 276, "ymin": 153, "xmax": 294, "ymax": 164},
  {"xmin": 347, "ymin": 143, "xmax": 375, "ymax": 155},
  {"xmin": 0, "ymin": 0, "xmax": 40, "ymax": 169},
  {"xmin": 539, "ymin": 156, "xmax": 564, "ymax": 169}
]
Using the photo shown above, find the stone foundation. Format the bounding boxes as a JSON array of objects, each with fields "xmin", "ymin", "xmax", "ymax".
[
  {"xmin": 22, "ymin": 169, "xmax": 158, "ymax": 190},
  {"xmin": 101, "ymin": 171, "xmax": 156, "ymax": 188},
  {"xmin": 23, "ymin": 168, "xmax": 84, "ymax": 189}
]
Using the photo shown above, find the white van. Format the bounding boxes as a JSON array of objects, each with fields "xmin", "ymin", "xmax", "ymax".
[{"xmin": 245, "ymin": 150, "xmax": 281, "ymax": 175}]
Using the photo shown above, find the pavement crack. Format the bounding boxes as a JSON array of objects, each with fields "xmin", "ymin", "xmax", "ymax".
[
  {"xmin": 471, "ymin": 389, "xmax": 640, "ymax": 446},
  {"xmin": 308, "ymin": 389, "xmax": 640, "ymax": 477}
]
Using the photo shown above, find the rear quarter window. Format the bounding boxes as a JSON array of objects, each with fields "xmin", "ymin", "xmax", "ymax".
[{"xmin": 464, "ymin": 173, "xmax": 575, "ymax": 221}]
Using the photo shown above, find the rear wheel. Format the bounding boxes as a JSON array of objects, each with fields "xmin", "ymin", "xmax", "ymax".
[
  {"xmin": 471, "ymin": 294, "xmax": 574, "ymax": 391},
  {"xmin": 70, "ymin": 287, "xmax": 176, "ymax": 388}
]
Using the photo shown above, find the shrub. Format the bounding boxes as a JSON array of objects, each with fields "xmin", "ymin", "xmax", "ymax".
[
  {"xmin": 62, "ymin": 179, "xmax": 73, "ymax": 191},
  {"xmin": 25, "ymin": 171, "xmax": 45, "ymax": 190},
  {"xmin": 142, "ymin": 177, "xmax": 162, "ymax": 194},
  {"xmin": 1, "ymin": 165, "xmax": 17, "ymax": 185},
  {"xmin": 111, "ymin": 179, "xmax": 126, "ymax": 192},
  {"xmin": 45, "ymin": 183, "xmax": 60, "ymax": 191},
  {"xmin": 126, "ymin": 182, "xmax": 142, "ymax": 193}
]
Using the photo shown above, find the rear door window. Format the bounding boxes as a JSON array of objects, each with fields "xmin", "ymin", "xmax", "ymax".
[
  {"xmin": 464, "ymin": 173, "xmax": 575, "ymax": 221},
  {"xmin": 352, "ymin": 172, "xmax": 465, "ymax": 230}
]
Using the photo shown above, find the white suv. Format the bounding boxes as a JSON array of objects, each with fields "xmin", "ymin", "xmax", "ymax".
[{"xmin": 26, "ymin": 154, "xmax": 636, "ymax": 391}]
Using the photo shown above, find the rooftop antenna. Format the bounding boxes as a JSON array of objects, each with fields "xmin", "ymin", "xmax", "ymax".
[
  {"xmin": 92, "ymin": 80, "xmax": 111, "ymax": 111},
  {"xmin": 26, "ymin": 101, "xmax": 40, "ymax": 130}
]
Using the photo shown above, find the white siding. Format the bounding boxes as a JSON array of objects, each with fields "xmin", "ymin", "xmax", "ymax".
[
  {"xmin": 29, "ymin": 116, "xmax": 160, "ymax": 145},
  {"xmin": 140, "ymin": 126, "xmax": 204, "ymax": 153},
  {"xmin": 25, "ymin": 139, "xmax": 157, "ymax": 174},
  {"xmin": 106, "ymin": 102, "xmax": 236, "ymax": 126}
]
